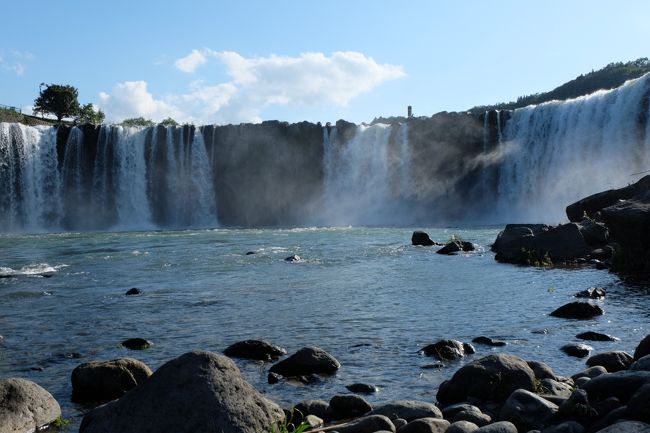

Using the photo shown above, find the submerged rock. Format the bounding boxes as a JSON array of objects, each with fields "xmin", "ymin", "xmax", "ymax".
[
  {"xmin": 472, "ymin": 336, "xmax": 507, "ymax": 347},
  {"xmin": 269, "ymin": 346, "xmax": 340, "ymax": 378},
  {"xmin": 79, "ymin": 350, "xmax": 284, "ymax": 433},
  {"xmin": 550, "ymin": 302, "xmax": 604, "ymax": 319},
  {"xmin": 561, "ymin": 344, "xmax": 593, "ymax": 358},
  {"xmin": 0, "ymin": 378, "xmax": 61, "ymax": 433},
  {"xmin": 121, "ymin": 338, "xmax": 153, "ymax": 350},
  {"xmin": 412, "ymin": 231, "xmax": 439, "ymax": 246},
  {"xmin": 436, "ymin": 240, "xmax": 475, "ymax": 255},
  {"xmin": 575, "ymin": 287, "xmax": 606, "ymax": 299},
  {"xmin": 420, "ymin": 340, "xmax": 475, "ymax": 361},
  {"xmin": 223, "ymin": 340, "xmax": 286, "ymax": 361},
  {"xmin": 71, "ymin": 358, "xmax": 152, "ymax": 404},
  {"xmin": 125, "ymin": 288, "xmax": 142, "ymax": 296},
  {"xmin": 576, "ymin": 331, "xmax": 618, "ymax": 342},
  {"xmin": 346, "ymin": 383, "xmax": 379, "ymax": 394}
]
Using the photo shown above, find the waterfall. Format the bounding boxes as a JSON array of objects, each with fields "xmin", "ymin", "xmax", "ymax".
[
  {"xmin": 0, "ymin": 123, "xmax": 219, "ymax": 232},
  {"xmin": 322, "ymin": 122, "xmax": 412, "ymax": 226},
  {"xmin": 492, "ymin": 73, "xmax": 650, "ymax": 222}
]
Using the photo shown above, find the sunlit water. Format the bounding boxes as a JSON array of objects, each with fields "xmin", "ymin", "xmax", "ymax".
[{"xmin": 1, "ymin": 227, "xmax": 649, "ymax": 431}]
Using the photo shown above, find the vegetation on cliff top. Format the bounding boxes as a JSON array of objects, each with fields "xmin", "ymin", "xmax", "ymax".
[{"xmin": 469, "ymin": 58, "xmax": 650, "ymax": 114}]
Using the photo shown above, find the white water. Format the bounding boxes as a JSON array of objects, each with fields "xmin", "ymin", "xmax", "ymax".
[
  {"xmin": 322, "ymin": 123, "xmax": 412, "ymax": 225},
  {"xmin": 490, "ymin": 73, "xmax": 650, "ymax": 222},
  {"xmin": 0, "ymin": 124, "xmax": 219, "ymax": 231}
]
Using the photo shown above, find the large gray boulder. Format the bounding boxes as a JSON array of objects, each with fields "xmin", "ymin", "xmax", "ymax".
[
  {"xmin": 591, "ymin": 420, "xmax": 650, "ymax": 432},
  {"xmin": 79, "ymin": 350, "xmax": 284, "ymax": 433},
  {"xmin": 499, "ymin": 388, "xmax": 558, "ymax": 431},
  {"xmin": 436, "ymin": 354, "xmax": 535, "ymax": 405},
  {"xmin": 397, "ymin": 417, "xmax": 449, "ymax": 433},
  {"xmin": 71, "ymin": 358, "xmax": 152, "ymax": 403},
  {"xmin": 369, "ymin": 400, "xmax": 443, "ymax": 421},
  {"xmin": 0, "ymin": 378, "xmax": 61, "ymax": 433},
  {"xmin": 269, "ymin": 346, "xmax": 340, "ymax": 377},
  {"xmin": 581, "ymin": 371, "xmax": 650, "ymax": 404},
  {"xmin": 586, "ymin": 351, "xmax": 634, "ymax": 372}
]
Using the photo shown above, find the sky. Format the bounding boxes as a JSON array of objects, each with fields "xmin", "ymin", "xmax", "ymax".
[{"xmin": 2, "ymin": 0, "xmax": 650, "ymax": 125}]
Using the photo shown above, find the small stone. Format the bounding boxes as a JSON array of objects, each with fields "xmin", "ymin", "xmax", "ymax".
[
  {"xmin": 346, "ymin": 383, "xmax": 378, "ymax": 394},
  {"xmin": 472, "ymin": 336, "xmax": 506, "ymax": 347},
  {"xmin": 576, "ymin": 331, "xmax": 618, "ymax": 342},
  {"xmin": 575, "ymin": 287, "xmax": 606, "ymax": 299},
  {"xmin": 121, "ymin": 338, "xmax": 153, "ymax": 350},
  {"xmin": 561, "ymin": 344, "xmax": 593, "ymax": 358},
  {"xmin": 125, "ymin": 288, "xmax": 142, "ymax": 296},
  {"xmin": 550, "ymin": 302, "xmax": 604, "ymax": 319},
  {"xmin": 267, "ymin": 372, "xmax": 280, "ymax": 384}
]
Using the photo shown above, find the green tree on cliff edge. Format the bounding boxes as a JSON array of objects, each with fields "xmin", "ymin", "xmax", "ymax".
[{"xmin": 33, "ymin": 83, "xmax": 80, "ymax": 123}]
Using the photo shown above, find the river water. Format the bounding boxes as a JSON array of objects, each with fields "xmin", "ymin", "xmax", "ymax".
[{"xmin": 1, "ymin": 226, "xmax": 649, "ymax": 431}]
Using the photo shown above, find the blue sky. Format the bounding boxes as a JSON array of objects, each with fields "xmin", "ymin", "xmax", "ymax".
[{"xmin": 2, "ymin": 1, "xmax": 649, "ymax": 125}]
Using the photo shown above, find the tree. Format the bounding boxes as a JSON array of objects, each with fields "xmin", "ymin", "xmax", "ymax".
[
  {"xmin": 160, "ymin": 117, "xmax": 179, "ymax": 126},
  {"xmin": 33, "ymin": 83, "xmax": 80, "ymax": 122},
  {"xmin": 76, "ymin": 103, "xmax": 105, "ymax": 125},
  {"xmin": 120, "ymin": 117, "xmax": 155, "ymax": 128}
]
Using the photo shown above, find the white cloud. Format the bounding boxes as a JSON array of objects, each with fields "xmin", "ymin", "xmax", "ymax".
[
  {"xmin": 174, "ymin": 48, "xmax": 217, "ymax": 73},
  {"xmin": 0, "ymin": 51, "xmax": 33, "ymax": 76},
  {"xmin": 98, "ymin": 81, "xmax": 181, "ymax": 122},
  {"xmin": 99, "ymin": 50, "xmax": 406, "ymax": 124}
]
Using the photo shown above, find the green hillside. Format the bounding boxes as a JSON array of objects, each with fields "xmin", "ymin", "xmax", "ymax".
[{"xmin": 469, "ymin": 57, "xmax": 650, "ymax": 114}]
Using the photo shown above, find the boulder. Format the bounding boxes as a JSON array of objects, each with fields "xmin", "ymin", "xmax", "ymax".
[
  {"xmin": 223, "ymin": 340, "xmax": 286, "ymax": 361},
  {"xmin": 121, "ymin": 338, "xmax": 153, "ymax": 350},
  {"xmin": 441, "ymin": 403, "xmax": 481, "ymax": 420},
  {"xmin": 446, "ymin": 421, "xmax": 480, "ymax": 433},
  {"xmin": 555, "ymin": 388, "xmax": 597, "ymax": 424},
  {"xmin": 329, "ymin": 394, "xmax": 372, "ymax": 420},
  {"xmin": 634, "ymin": 334, "xmax": 650, "ymax": 360},
  {"xmin": 590, "ymin": 420, "xmax": 650, "ymax": 432},
  {"xmin": 125, "ymin": 288, "xmax": 142, "ymax": 296},
  {"xmin": 346, "ymin": 383, "xmax": 379, "ymax": 394},
  {"xmin": 581, "ymin": 371, "xmax": 650, "ymax": 403},
  {"xmin": 550, "ymin": 302, "xmax": 604, "ymax": 319},
  {"xmin": 626, "ymin": 383, "xmax": 650, "ymax": 422},
  {"xmin": 631, "ymin": 355, "xmax": 650, "ymax": 371},
  {"xmin": 292, "ymin": 399, "xmax": 331, "ymax": 423},
  {"xmin": 285, "ymin": 254, "xmax": 302, "ymax": 262},
  {"xmin": 436, "ymin": 241, "xmax": 475, "ymax": 255},
  {"xmin": 540, "ymin": 378, "xmax": 574, "ymax": 398},
  {"xmin": 492, "ymin": 224, "xmax": 548, "ymax": 253},
  {"xmin": 453, "ymin": 409, "xmax": 491, "ymax": 426},
  {"xmin": 576, "ymin": 331, "xmax": 618, "ymax": 342},
  {"xmin": 577, "ymin": 219, "xmax": 609, "ymax": 246},
  {"xmin": 420, "ymin": 340, "xmax": 475, "ymax": 361},
  {"xmin": 561, "ymin": 344, "xmax": 593, "ymax": 358},
  {"xmin": 412, "ymin": 231, "xmax": 439, "ymax": 246},
  {"xmin": 269, "ymin": 346, "xmax": 340, "ymax": 377},
  {"xmin": 565, "ymin": 176, "xmax": 650, "ymax": 221},
  {"xmin": 575, "ymin": 287, "xmax": 606, "ymax": 299},
  {"xmin": 528, "ymin": 360, "xmax": 559, "ymax": 381},
  {"xmin": 71, "ymin": 358, "xmax": 153, "ymax": 403},
  {"xmin": 79, "ymin": 350, "xmax": 284, "ymax": 433},
  {"xmin": 499, "ymin": 389, "xmax": 558, "ymax": 431},
  {"xmin": 493, "ymin": 223, "xmax": 590, "ymax": 265},
  {"xmin": 436, "ymin": 354, "xmax": 536, "ymax": 405},
  {"xmin": 586, "ymin": 351, "xmax": 634, "ymax": 372},
  {"xmin": 572, "ymin": 366, "xmax": 608, "ymax": 381},
  {"xmin": 472, "ymin": 336, "xmax": 506, "ymax": 347},
  {"xmin": 474, "ymin": 421, "xmax": 518, "ymax": 433},
  {"xmin": 397, "ymin": 417, "xmax": 449, "ymax": 433},
  {"xmin": 369, "ymin": 400, "xmax": 443, "ymax": 421},
  {"xmin": 0, "ymin": 378, "xmax": 61, "ymax": 433},
  {"xmin": 541, "ymin": 421, "xmax": 585, "ymax": 433},
  {"xmin": 335, "ymin": 414, "xmax": 396, "ymax": 433}
]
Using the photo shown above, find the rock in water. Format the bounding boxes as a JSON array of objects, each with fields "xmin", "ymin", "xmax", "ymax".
[
  {"xmin": 284, "ymin": 254, "xmax": 302, "ymax": 262},
  {"xmin": 436, "ymin": 241, "xmax": 475, "ymax": 255},
  {"xmin": 269, "ymin": 346, "xmax": 340, "ymax": 378},
  {"xmin": 472, "ymin": 336, "xmax": 507, "ymax": 347},
  {"xmin": 79, "ymin": 350, "xmax": 284, "ymax": 433},
  {"xmin": 550, "ymin": 302, "xmax": 604, "ymax": 319},
  {"xmin": 223, "ymin": 340, "xmax": 286, "ymax": 361},
  {"xmin": 576, "ymin": 331, "xmax": 618, "ymax": 342},
  {"xmin": 436, "ymin": 354, "xmax": 535, "ymax": 405},
  {"xmin": 420, "ymin": 340, "xmax": 475, "ymax": 361},
  {"xmin": 346, "ymin": 383, "xmax": 379, "ymax": 394},
  {"xmin": 125, "ymin": 288, "xmax": 142, "ymax": 296},
  {"xmin": 575, "ymin": 287, "xmax": 606, "ymax": 299},
  {"xmin": 412, "ymin": 231, "xmax": 438, "ymax": 246},
  {"xmin": 0, "ymin": 378, "xmax": 61, "ymax": 433},
  {"xmin": 561, "ymin": 344, "xmax": 593, "ymax": 358},
  {"xmin": 71, "ymin": 358, "xmax": 153, "ymax": 404},
  {"xmin": 121, "ymin": 338, "xmax": 153, "ymax": 350}
]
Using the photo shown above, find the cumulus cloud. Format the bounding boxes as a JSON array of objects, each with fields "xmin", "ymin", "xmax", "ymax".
[{"xmin": 99, "ymin": 50, "xmax": 406, "ymax": 124}]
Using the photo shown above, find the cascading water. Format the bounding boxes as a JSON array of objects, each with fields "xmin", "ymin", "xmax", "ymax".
[
  {"xmin": 322, "ymin": 122, "xmax": 412, "ymax": 226},
  {"xmin": 0, "ymin": 123, "xmax": 219, "ymax": 232},
  {"xmin": 489, "ymin": 73, "xmax": 650, "ymax": 222}
]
